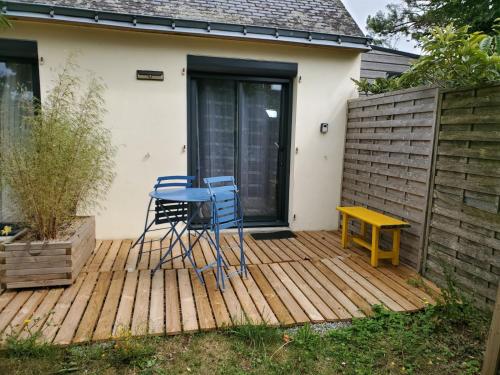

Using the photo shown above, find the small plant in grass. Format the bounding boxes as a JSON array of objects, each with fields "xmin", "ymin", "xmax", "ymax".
[
  {"xmin": 229, "ymin": 320, "xmax": 281, "ymax": 350},
  {"xmin": 1, "ymin": 57, "xmax": 115, "ymax": 240},
  {"xmin": 291, "ymin": 324, "xmax": 321, "ymax": 353},
  {"xmin": 4, "ymin": 329, "xmax": 56, "ymax": 358},
  {"xmin": 110, "ymin": 328, "xmax": 156, "ymax": 366}
]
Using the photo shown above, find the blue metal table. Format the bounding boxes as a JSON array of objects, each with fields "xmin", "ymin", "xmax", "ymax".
[{"xmin": 149, "ymin": 188, "xmax": 216, "ymax": 280}]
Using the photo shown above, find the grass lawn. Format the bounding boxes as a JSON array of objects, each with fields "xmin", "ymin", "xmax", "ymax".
[{"xmin": 0, "ymin": 285, "xmax": 490, "ymax": 375}]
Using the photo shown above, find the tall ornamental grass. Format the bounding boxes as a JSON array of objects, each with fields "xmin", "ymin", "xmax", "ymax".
[{"xmin": 1, "ymin": 60, "xmax": 115, "ymax": 240}]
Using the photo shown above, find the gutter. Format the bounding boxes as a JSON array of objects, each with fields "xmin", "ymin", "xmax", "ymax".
[{"xmin": 2, "ymin": 1, "xmax": 372, "ymax": 51}]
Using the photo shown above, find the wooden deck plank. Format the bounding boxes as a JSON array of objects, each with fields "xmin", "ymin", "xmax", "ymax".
[
  {"xmin": 200, "ymin": 237, "xmax": 216, "ymax": 267},
  {"xmin": 228, "ymin": 235, "xmax": 259, "ymax": 264},
  {"xmin": 269, "ymin": 263, "xmax": 323, "ymax": 322},
  {"xmin": 242, "ymin": 235, "xmax": 271, "ymax": 263},
  {"xmin": 272, "ymin": 239, "xmax": 302, "ymax": 261},
  {"xmin": 300, "ymin": 260, "xmax": 363, "ymax": 318},
  {"xmin": 263, "ymin": 240, "xmax": 291, "ymax": 262},
  {"xmin": 113, "ymin": 271, "xmax": 138, "ymax": 336},
  {"xmin": 298, "ymin": 232, "xmax": 345, "ymax": 257},
  {"xmin": 220, "ymin": 272, "xmax": 245, "ymax": 325},
  {"xmin": 246, "ymin": 236, "xmax": 280, "ymax": 263},
  {"xmin": 0, "ymin": 291, "xmax": 16, "ymax": 313},
  {"xmin": 190, "ymin": 270, "xmax": 216, "ymax": 331},
  {"xmin": 137, "ymin": 241, "xmax": 151, "ymax": 271},
  {"xmin": 131, "ymin": 270, "xmax": 151, "ymax": 336},
  {"xmin": 241, "ymin": 269, "xmax": 279, "ymax": 325},
  {"xmin": 164, "ymin": 269, "xmax": 182, "ymax": 334},
  {"xmin": 257, "ymin": 264, "xmax": 309, "ymax": 324},
  {"xmin": 377, "ymin": 266, "xmax": 437, "ymax": 304},
  {"xmin": 227, "ymin": 268, "xmax": 262, "ymax": 324},
  {"xmin": 329, "ymin": 257, "xmax": 405, "ymax": 312},
  {"xmin": 319, "ymin": 259, "xmax": 381, "ymax": 311},
  {"xmin": 348, "ymin": 256, "xmax": 425, "ymax": 309},
  {"xmin": 342, "ymin": 257, "xmax": 416, "ymax": 311},
  {"xmin": 247, "ymin": 265, "xmax": 293, "ymax": 325},
  {"xmin": 312, "ymin": 260, "xmax": 373, "ymax": 316},
  {"xmin": 87, "ymin": 241, "xmax": 112, "ymax": 272},
  {"xmin": 149, "ymin": 242, "xmax": 162, "ymax": 271},
  {"xmin": 93, "ymin": 270, "xmax": 126, "ymax": 341},
  {"xmin": 172, "ymin": 242, "xmax": 185, "ymax": 269},
  {"xmin": 113, "ymin": 240, "xmax": 132, "ymax": 271},
  {"xmin": 18, "ymin": 288, "xmax": 64, "ymax": 340},
  {"xmin": 100, "ymin": 240, "xmax": 122, "ymax": 272},
  {"xmin": 125, "ymin": 243, "xmax": 140, "ymax": 271},
  {"xmin": 222, "ymin": 235, "xmax": 242, "ymax": 265},
  {"xmin": 178, "ymin": 268, "xmax": 198, "ymax": 332},
  {"xmin": 192, "ymin": 238, "xmax": 207, "ymax": 269},
  {"xmin": 73, "ymin": 271, "xmax": 113, "ymax": 343},
  {"xmin": 220, "ymin": 237, "xmax": 240, "ymax": 266},
  {"xmin": 82, "ymin": 240, "xmax": 103, "ymax": 272},
  {"xmin": 54, "ymin": 272, "xmax": 99, "ymax": 345},
  {"xmin": 204, "ymin": 270, "xmax": 232, "ymax": 329},
  {"xmin": 290, "ymin": 261, "xmax": 353, "ymax": 320},
  {"xmin": 2, "ymin": 289, "xmax": 47, "ymax": 339},
  {"xmin": 149, "ymin": 270, "xmax": 165, "ymax": 335},
  {"xmin": 280, "ymin": 262, "xmax": 337, "ymax": 321},
  {"xmin": 40, "ymin": 273, "xmax": 86, "ymax": 343}
]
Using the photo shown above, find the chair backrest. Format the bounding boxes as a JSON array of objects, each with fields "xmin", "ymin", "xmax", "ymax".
[
  {"xmin": 204, "ymin": 176, "xmax": 241, "ymax": 229},
  {"xmin": 154, "ymin": 175, "xmax": 195, "ymax": 191},
  {"xmin": 154, "ymin": 175, "xmax": 194, "ymax": 224}
]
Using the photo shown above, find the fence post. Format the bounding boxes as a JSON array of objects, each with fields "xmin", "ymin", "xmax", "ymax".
[{"xmin": 482, "ymin": 285, "xmax": 500, "ymax": 375}]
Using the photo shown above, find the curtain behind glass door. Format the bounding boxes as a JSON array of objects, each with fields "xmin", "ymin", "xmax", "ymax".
[
  {"xmin": 239, "ymin": 82, "xmax": 282, "ymax": 219},
  {"xmin": 0, "ymin": 61, "xmax": 36, "ymax": 222}
]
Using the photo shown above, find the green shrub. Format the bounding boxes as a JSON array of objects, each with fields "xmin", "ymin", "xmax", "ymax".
[
  {"xmin": 353, "ymin": 20, "xmax": 500, "ymax": 95},
  {"xmin": 1, "ymin": 58, "xmax": 115, "ymax": 240}
]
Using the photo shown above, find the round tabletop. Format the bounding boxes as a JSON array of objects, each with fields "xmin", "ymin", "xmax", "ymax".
[{"xmin": 149, "ymin": 188, "xmax": 211, "ymax": 202}]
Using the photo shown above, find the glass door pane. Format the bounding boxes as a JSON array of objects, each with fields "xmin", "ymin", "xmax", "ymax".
[
  {"xmin": 194, "ymin": 78, "xmax": 236, "ymax": 181},
  {"xmin": 239, "ymin": 82, "xmax": 282, "ymax": 219},
  {"xmin": 0, "ymin": 61, "xmax": 36, "ymax": 222}
]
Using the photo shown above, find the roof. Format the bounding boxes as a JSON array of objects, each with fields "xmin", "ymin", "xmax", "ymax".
[{"xmin": 4, "ymin": 0, "xmax": 371, "ymax": 49}]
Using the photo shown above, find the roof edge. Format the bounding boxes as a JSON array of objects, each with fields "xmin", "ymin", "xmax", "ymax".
[
  {"xmin": 2, "ymin": 1, "xmax": 372, "ymax": 50},
  {"xmin": 370, "ymin": 45, "xmax": 420, "ymax": 59}
]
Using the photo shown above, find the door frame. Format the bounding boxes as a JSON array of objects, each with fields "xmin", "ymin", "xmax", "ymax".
[{"xmin": 187, "ymin": 72, "xmax": 293, "ymax": 227}]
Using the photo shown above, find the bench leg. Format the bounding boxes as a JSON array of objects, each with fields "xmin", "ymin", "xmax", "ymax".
[
  {"xmin": 341, "ymin": 213, "xmax": 349, "ymax": 248},
  {"xmin": 371, "ymin": 226, "xmax": 380, "ymax": 267},
  {"xmin": 392, "ymin": 229, "xmax": 400, "ymax": 266}
]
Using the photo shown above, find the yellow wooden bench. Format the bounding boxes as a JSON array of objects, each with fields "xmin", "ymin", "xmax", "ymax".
[{"xmin": 336, "ymin": 206, "xmax": 410, "ymax": 267}]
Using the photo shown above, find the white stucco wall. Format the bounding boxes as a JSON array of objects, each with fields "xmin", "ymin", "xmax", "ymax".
[{"xmin": 3, "ymin": 21, "xmax": 361, "ymax": 239}]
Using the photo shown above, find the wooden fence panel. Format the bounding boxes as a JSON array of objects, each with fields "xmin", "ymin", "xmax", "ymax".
[
  {"xmin": 423, "ymin": 83, "xmax": 500, "ymax": 309},
  {"xmin": 342, "ymin": 87, "xmax": 439, "ymax": 269}
]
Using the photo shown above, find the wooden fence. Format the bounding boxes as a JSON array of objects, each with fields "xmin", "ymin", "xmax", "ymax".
[
  {"xmin": 341, "ymin": 86, "xmax": 439, "ymax": 269},
  {"xmin": 423, "ymin": 83, "xmax": 500, "ymax": 309},
  {"xmin": 341, "ymin": 82, "xmax": 500, "ymax": 308}
]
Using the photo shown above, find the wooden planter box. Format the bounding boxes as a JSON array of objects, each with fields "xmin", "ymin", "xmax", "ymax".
[{"xmin": 0, "ymin": 216, "xmax": 95, "ymax": 289}]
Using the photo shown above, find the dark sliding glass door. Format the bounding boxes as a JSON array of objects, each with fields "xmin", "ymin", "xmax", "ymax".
[{"xmin": 189, "ymin": 75, "xmax": 290, "ymax": 225}]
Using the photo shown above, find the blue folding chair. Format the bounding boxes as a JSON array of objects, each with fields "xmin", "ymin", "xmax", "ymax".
[
  {"xmin": 131, "ymin": 175, "xmax": 196, "ymax": 267},
  {"xmin": 204, "ymin": 176, "xmax": 248, "ymax": 290}
]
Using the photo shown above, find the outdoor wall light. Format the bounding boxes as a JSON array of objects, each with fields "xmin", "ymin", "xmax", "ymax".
[{"xmin": 320, "ymin": 123, "xmax": 329, "ymax": 134}]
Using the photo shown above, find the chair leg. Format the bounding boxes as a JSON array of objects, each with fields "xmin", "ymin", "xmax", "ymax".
[
  {"xmin": 371, "ymin": 226, "xmax": 380, "ymax": 267},
  {"xmin": 238, "ymin": 223, "xmax": 248, "ymax": 277}
]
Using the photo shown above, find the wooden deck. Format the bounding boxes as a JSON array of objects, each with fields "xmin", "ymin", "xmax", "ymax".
[{"xmin": 0, "ymin": 231, "xmax": 439, "ymax": 345}]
